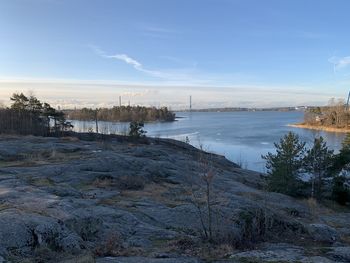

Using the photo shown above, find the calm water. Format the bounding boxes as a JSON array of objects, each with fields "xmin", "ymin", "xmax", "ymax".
[{"xmin": 70, "ymin": 111, "xmax": 346, "ymax": 172}]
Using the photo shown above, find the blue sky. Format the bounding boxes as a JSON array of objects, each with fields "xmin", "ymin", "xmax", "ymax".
[{"xmin": 1, "ymin": 0, "xmax": 350, "ymax": 108}]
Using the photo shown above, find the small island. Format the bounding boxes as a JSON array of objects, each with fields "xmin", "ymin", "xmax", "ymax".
[
  {"xmin": 66, "ymin": 106, "xmax": 176, "ymax": 123},
  {"xmin": 290, "ymin": 98, "xmax": 350, "ymax": 133}
]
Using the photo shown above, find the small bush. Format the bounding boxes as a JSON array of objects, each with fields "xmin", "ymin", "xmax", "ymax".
[
  {"xmin": 94, "ymin": 233, "xmax": 123, "ymax": 257},
  {"xmin": 172, "ymin": 236, "xmax": 196, "ymax": 251},
  {"xmin": 94, "ymin": 233, "xmax": 143, "ymax": 257},
  {"xmin": 93, "ymin": 176, "xmax": 114, "ymax": 188}
]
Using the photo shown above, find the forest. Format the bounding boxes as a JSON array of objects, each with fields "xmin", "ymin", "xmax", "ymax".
[
  {"xmin": 66, "ymin": 106, "xmax": 176, "ymax": 122},
  {"xmin": 0, "ymin": 93, "xmax": 72, "ymax": 136}
]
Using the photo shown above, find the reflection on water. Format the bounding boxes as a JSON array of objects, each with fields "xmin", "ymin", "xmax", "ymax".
[{"xmin": 70, "ymin": 111, "xmax": 346, "ymax": 172}]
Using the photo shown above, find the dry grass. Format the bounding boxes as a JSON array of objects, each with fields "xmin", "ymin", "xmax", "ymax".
[
  {"xmin": 117, "ymin": 175, "xmax": 145, "ymax": 190},
  {"xmin": 120, "ymin": 182, "xmax": 185, "ymax": 208},
  {"xmin": 94, "ymin": 233, "xmax": 143, "ymax": 257},
  {"xmin": 0, "ymin": 202, "xmax": 11, "ymax": 211},
  {"xmin": 96, "ymin": 195, "xmax": 120, "ymax": 206},
  {"xmin": 92, "ymin": 175, "xmax": 146, "ymax": 191},
  {"xmin": 306, "ymin": 197, "xmax": 320, "ymax": 220},
  {"xmin": 288, "ymin": 123, "xmax": 350, "ymax": 133},
  {"xmin": 0, "ymin": 149, "xmax": 84, "ymax": 168},
  {"xmin": 302, "ymin": 198, "xmax": 349, "ymax": 220},
  {"xmin": 28, "ymin": 177, "xmax": 55, "ymax": 187},
  {"xmin": 92, "ymin": 176, "xmax": 114, "ymax": 188},
  {"xmin": 166, "ymin": 236, "xmax": 233, "ymax": 260}
]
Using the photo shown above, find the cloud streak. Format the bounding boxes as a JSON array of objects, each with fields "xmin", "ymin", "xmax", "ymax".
[
  {"xmin": 90, "ymin": 45, "xmax": 202, "ymax": 82},
  {"xmin": 90, "ymin": 45, "xmax": 169, "ymax": 78},
  {"xmin": 107, "ymin": 53, "xmax": 166, "ymax": 78}
]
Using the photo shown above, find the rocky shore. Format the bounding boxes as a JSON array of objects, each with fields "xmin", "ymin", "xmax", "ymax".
[
  {"xmin": 0, "ymin": 134, "xmax": 349, "ymax": 262},
  {"xmin": 288, "ymin": 123, "xmax": 350, "ymax": 133}
]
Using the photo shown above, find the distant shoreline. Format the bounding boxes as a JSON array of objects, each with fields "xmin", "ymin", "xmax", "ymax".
[
  {"xmin": 178, "ymin": 107, "xmax": 306, "ymax": 112},
  {"xmin": 288, "ymin": 123, "xmax": 350, "ymax": 133}
]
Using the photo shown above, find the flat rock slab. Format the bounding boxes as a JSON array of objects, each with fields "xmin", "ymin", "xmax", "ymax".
[{"xmin": 0, "ymin": 135, "xmax": 348, "ymax": 262}]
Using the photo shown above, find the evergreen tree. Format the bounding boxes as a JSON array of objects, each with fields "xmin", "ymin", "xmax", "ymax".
[
  {"xmin": 262, "ymin": 132, "xmax": 306, "ymax": 196},
  {"xmin": 341, "ymin": 133, "xmax": 350, "ymax": 151},
  {"xmin": 129, "ymin": 121, "xmax": 146, "ymax": 138},
  {"xmin": 331, "ymin": 176, "xmax": 349, "ymax": 205},
  {"xmin": 303, "ymin": 137, "xmax": 334, "ymax": 199},
  {"xmin": 10, "ymin": 93, "xmax": 29, "ymax": 110},
  {"xmin": 6, "ymin": 93, "xmax": 72, "ymax": 135},
  {"xmin": 332, "ymin": 133, "xmax": 350, "ymax": 171},
  {"xmin": 27, "ymin": 95, "xmax": 43, "ymax": 112}
]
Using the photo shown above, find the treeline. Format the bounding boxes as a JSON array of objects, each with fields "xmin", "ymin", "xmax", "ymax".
[
  {"xmin": 263, "ymin": 132, "xmax": 350, "ymax": 205},
  {"xmin": 66, "ymin": 106, "xmax": 176, "ymax": 122},
  {"xmin": 0, "ymin": 93, "xmax": 72, "ymax": 136},
  {"xmin": 304, "ymin": 98, "xmax": 350, "ymax": 128}
]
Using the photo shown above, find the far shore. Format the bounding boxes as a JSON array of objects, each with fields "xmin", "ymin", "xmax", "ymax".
[{"xmin": 288, "ymin": 123, "xmax": 350, "ymax": 133}]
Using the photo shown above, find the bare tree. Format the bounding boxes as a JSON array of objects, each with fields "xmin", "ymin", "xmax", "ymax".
[{"xmin": 186, "ymin": 152, "xmax": 218, "ymax": 242}]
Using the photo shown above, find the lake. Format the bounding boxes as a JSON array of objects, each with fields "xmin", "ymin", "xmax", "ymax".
[{"xmin": 70, "ymin": 111, "xmax": 346, "ymax": 172}]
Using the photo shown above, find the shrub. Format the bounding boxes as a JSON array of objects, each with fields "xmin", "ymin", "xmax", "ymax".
[
  {"xmin": 94, "ymin": 233, "xmax": 143, "ymax": 257},
  {"xmin": 94, "ymin": 233, "xmax": 123, "ymax": 257},
  {"xmin": 93, "ymin": 176, "xmax": 114, "ymax": 188}
]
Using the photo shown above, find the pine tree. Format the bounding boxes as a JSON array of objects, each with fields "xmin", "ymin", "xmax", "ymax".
[
  {"xmin": 332, "ymin": 176, "xmax": 349, "ymax": 205},
  {"xmin": 262, "ymin": 132, "xmax": 306, "ymax": 196},
  {"xmin": 332, "ymin": 133, "xmax": 350, "ymax": 171},
  {"xmin": 342, "ymin": 133, "xmax": 350, "ymax": 150},
  {"xmin": 10, "ymin": 93, "xmax": 29, "ymax": 110},
  {"xmin": 304, "ymin": 137, "xmax": 334, "ymax": 199},
  {"xmin": 129, "ymin": 121, "xmax": 146, "ymax": 138}
]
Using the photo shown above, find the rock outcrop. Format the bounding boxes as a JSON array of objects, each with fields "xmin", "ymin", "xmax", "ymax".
[{"xmin": 0, "ymin": 135, "xmax": 348, "ymax": 262}]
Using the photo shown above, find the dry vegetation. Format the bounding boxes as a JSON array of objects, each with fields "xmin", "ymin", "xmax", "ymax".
[{"xmin": 302, "ymin": 98, "xmax": 350, "ymax": 130}]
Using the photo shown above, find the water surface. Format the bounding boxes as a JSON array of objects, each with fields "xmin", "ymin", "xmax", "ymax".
[{"xmin": 71, "ymin": 111, "xmax": 346, "ymax": 172}]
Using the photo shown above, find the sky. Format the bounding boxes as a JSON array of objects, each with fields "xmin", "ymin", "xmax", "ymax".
[{"xmin": 1, "ymin": 0, "xmax": 350, "ymax": 109}]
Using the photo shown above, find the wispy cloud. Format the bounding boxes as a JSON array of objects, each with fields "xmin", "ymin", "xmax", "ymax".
[
  {"xmin": 108, "ymin": 53, "xmax": 172, "ymax": 78},
  {"xmin": 143, "ymin": 26, "xmax": 174, "ymax": 34},
  {"xmin": 90, "ymin": 45, "xmax": 201, "ymax": 82},
  {"xmin": 89, "ymin": 45, "xmax": 163, "ymax": 77},
  {"xmin": 328, "ymin": 56, "xmax": 350, "ymax": 73},
  {"xmin": 89, "ymin": 46, "xmax": 258, "ymax": 86},
  {"xmin": 109, "ymin": 54, "xmax": 142, "ymax": 70}
]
